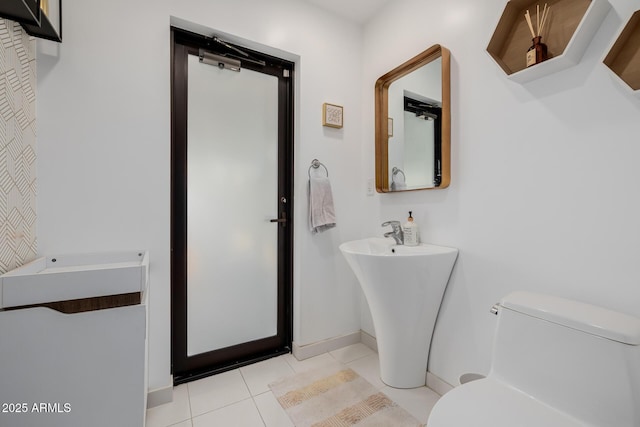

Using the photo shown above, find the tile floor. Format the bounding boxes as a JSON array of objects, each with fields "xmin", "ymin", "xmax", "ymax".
[{"xmin": 146, "ymin": 343, "xmax": 441, "ymax": 427}]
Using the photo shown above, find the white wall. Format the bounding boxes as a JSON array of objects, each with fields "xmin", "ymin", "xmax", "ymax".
[
  {"xmin": 37, "ymin": 0, "xmax": 365, "ymax": 391},
  {"xmin": 36, "ymin": 0, "xmax": 173, "ymax": 391},
  {"xmin": 363, "ymin": 0, "xmax": 640, "ymax": 386}
]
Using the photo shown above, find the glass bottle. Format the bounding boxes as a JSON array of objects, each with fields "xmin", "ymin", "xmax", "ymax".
[{"xmin": 526, "ymin": 36, "xmax": 548, "ymax": 68}]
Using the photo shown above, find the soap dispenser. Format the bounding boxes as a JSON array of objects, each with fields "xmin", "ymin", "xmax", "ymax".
[{"xmin": 403, "ymin": 211, "xmax": 419, "ymax": 246}]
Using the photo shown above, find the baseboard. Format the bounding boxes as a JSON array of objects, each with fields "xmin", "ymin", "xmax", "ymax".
[
  {"xmin": 426, "ymin": 371, "xmax": 454, "ymax": 396},
  {"xmin": 292, "ymin": 331, "xmax": 361, "ymax": 360},
  {"xmin": 359, "ymin": 330, "xmax": 378, "ymax": 353},
  {"xmin": 147, "ymin": 382, "xmax": 173, "ymax": 409}
]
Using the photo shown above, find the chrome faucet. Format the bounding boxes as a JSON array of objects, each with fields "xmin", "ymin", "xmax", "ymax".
[{"xmin": 381, "ymin": 220, "xmax": 404, "ymax": 245}]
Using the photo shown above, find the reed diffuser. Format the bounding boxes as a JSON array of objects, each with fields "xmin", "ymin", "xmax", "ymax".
[{"xmin": 525, "ymin": 3, "xmax": 550, "ymax": 67}]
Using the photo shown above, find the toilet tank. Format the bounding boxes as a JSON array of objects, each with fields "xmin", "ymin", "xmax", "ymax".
[{"xmin": 490, "ymin": 291, "xmax": 640, "ymax": 427}]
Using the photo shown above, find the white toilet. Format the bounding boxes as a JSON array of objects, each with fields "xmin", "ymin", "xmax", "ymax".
[{"xmin": 428, "ymin": 291, "xmax": 640, "ymax": 427}]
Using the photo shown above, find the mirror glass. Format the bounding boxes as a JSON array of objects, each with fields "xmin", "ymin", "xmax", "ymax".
[{"xmin": 375, "ymin": 45, "xmax": 450, "ymax": 192}]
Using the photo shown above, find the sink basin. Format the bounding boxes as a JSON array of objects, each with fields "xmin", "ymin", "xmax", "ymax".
[
  {"xmin": 340, "ymin": 237, "xmax": 458, "ymax": 388},
  {"xmin": 0, "ymin": 251, "xmax": 149, "ymax": 309}
]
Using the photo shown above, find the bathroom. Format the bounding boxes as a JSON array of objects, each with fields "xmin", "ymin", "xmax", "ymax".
[{"xmin": 1, "ymin": 0, "xmax": 640, "ymax": 425}]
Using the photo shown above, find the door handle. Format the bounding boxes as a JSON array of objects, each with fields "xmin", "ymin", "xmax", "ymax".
[{"xmin": 270, "ymin": 212, "xmax": 287, "ymax": 226}]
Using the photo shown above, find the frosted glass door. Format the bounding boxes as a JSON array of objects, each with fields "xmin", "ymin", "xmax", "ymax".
[{"xmin": 186, "ymin": 54, "xmax": 279, "ymax": 356}]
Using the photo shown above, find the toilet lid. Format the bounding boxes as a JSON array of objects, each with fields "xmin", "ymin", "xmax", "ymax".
[{"xmin": 427, "ymin": 378, "xmax": 586, "ymax": 427}]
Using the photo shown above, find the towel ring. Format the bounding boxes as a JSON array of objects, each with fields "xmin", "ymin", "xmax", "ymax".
[
  {"xmin": 308, "ymin": 159, "xmax": 329, "ymax": 178},
  {"xmin": 392, "ymin": 167, "xmax": 405, "ymax": 183}
]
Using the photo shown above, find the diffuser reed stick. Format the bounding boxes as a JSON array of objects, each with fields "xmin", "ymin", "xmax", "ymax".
[
  {"xmin": 539, "ymin": 4, "xmax": 550, "ymax": 36},
  {"xmin": 525, "ymin": 10, "xmax": 536, "ymax": 38}
]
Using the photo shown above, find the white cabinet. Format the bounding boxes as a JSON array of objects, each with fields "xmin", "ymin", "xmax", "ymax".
[{"xmin": 0, "ymin": 251, "xmax": 149, "ymax": 427}]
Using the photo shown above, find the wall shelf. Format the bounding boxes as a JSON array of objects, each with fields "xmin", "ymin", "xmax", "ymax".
[
  {"xmin": 603, "ymin": 10, "xmax": 640, "ymax": 96},
  {"xmin": 0, "ymin": 0, "xmax": 40, "ymax": 26},
  {"xmin": 0, "ymin": 0, "xmax": 61, "ymax": 43},
  {"xmin": 487, "ymin": 0, "xmax": 611, "ymax": 83},
  {"xmin": 22, "ymin": 3, "xmax": 61, "ymax": 43}
]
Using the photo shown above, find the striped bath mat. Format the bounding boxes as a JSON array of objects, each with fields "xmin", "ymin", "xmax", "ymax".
[{"xmin": 269, "ymin": 362, "xmax": 423, "ymax": 426}]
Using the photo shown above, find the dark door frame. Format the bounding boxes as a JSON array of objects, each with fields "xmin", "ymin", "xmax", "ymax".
[{"xmin": 170, "ymin": 28, "xmax": 294, "ymax": 385}]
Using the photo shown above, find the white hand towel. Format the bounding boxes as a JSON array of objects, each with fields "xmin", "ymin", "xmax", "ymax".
[{"xmin": 308, "ymin": 177, "xmax": 336, "ymax": 234}]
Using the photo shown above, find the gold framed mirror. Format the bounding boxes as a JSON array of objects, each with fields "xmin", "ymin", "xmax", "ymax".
[{"xmin": 375, "ymin": 45, "xmax": 451, "ymax": 192}]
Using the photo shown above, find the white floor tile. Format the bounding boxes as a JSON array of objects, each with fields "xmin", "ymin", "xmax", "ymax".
[
  {"xmin": 253, "ymin": 392, "xmax": 294, "ymax": 427},
  {"xmin": 145, "ymin": 384, "xmax": 191, "ymax": 427},
  {"xmin": 282, "ymin": 352, "xmax": 337, "ymax": 373},
  {"xmin": 192, "ymin": 398, "xmax": 264, "ymax": 427},
  {"xmin": 329, "ymin": 343, "xmax": 375, "ymax": 363},
  {"xmin": 240, "ymin": 356, "xmax": 295, "ymax": 396},
  {"xmin": 381, "ymin": 385, "xmax": 441, "ymax": 424},
  {"xmin": 188, "ymin": 369, "xmax": 251, "ymax": 417},
  {"xmin": 150, "ymin": 344, "xmax": 436, "ymax": 427},
  {"xmin": 346, "ymin": 353, "xmax": 387, "ymax": 389}
]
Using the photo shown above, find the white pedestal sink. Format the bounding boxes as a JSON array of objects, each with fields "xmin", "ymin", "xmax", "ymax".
[{"xmin": 340, "ymin": 238, "xmax": 458, "ymax": 388}]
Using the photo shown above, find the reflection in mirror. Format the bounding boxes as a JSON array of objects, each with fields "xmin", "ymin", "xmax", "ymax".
[{"xmin": 375, "ymin": 45, "xmax": 450, "ymax": 192}]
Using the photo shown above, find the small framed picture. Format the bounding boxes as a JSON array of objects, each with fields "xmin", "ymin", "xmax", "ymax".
[
  {"xmin": 388, "ymin": 118, "xmax": 394, "ymax": 137},
  {"xmin": 322, "ymin": 103, "xmax": 343, "ymax": 128}
]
